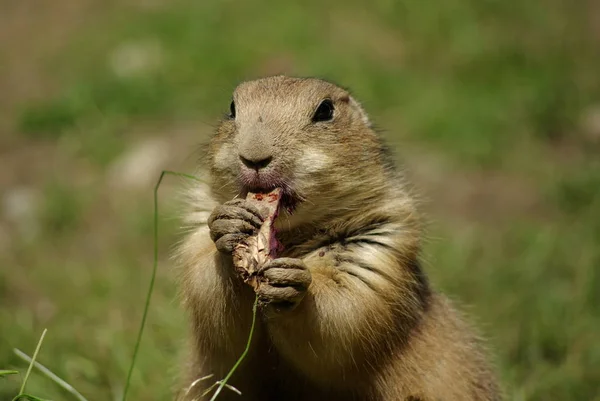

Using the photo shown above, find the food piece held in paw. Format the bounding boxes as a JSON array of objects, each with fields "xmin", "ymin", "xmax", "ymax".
[{"xmin": 233, "ymin": 187, "xmax": 282, "ymax": 289}]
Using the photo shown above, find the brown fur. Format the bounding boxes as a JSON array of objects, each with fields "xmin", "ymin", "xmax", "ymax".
[{"xmin": 173, "ymin": 76, "xmax": 502, "ymax": 400}]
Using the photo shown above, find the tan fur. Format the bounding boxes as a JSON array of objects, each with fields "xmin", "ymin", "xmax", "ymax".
[{"xmin": 173, "ymin": 76, "xmax": 502, "ymax": 400}]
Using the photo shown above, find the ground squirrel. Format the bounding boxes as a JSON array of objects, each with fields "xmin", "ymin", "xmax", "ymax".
[{"xmin": 174, "ymin": 76, "xmax": 502, "ymax": 401}]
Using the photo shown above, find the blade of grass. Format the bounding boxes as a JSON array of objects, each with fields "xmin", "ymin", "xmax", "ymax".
[
  {"xmin": 208, "ymin": 294, "xmax": 259, "ymax": 401},
  {"xmin": 0, "ymin": 370, "xmax": 19, "ymax": 377},
  {"xmin": 14, "ymin": 348, "xmax": 89, "ymax": 401},
  {"xmin": 121, "ymin": 171, "xmax": 202, "ymax": 401},
  {"xmin": 13, "ymin": 395, "xmax": 50, "ymax": 401},
  {"xmin": 18, "ymin": 329, "xmax": 47, "ymax": 395}
]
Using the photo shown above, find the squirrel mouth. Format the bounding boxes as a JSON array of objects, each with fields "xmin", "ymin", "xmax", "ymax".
[
  {"xmin": 240, "ymin": 185, "xmax": 299, "ymax": 215},
  {"xmin": 238, "ymin": 170, "xmax": 300, "ymax": 214}
]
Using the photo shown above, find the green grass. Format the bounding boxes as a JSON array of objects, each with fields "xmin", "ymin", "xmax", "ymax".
[{"xmin": 1, "ymin": 0, "xmax": 599, "ymax": 400}]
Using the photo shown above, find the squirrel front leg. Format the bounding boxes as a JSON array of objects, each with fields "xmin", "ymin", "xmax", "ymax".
[
  {"xmin": 259, "ymin": 229, "xmax": 428, "ymax": 388},
  {"xmin": 175, "ymin": 199, "xmax": 268, "ymax": 398}
]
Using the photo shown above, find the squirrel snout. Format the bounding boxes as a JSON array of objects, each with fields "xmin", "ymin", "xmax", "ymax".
[
  {"xmin": 239, "ymin": 154, "xmax": 273, "ymax": 171},
  {"xmin": 238, "ymin": 127, "xmax": 274, "ymax": 171}
]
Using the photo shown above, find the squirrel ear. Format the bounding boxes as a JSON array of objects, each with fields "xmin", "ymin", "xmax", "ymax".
[{"xmin": 348, "ymin": 96, "xmax": 372, "ymax": 128}]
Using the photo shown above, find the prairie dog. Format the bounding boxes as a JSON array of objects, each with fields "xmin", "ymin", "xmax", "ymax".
[{"xmin": 174, "ymin": 76, "xmax": 502, "ymax": 401}]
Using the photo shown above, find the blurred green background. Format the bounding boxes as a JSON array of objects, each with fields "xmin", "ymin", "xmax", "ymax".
[{"xmin": 1, "ymin": 0, "xmax": 599, "ymax": 399}]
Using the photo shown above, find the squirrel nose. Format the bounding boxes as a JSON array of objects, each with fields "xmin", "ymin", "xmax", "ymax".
[{"xmin": 239, "ymin": 154, "xmax": 273, "ymax": 171}]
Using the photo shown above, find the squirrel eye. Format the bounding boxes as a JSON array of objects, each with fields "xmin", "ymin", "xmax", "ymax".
[
  {"xmin": 312, "ymin": 99, "xmax": 334, "ymax": 122},
  {"xmin": 229, "ymin": 101, "xmax": 236, "ymax": 119}
]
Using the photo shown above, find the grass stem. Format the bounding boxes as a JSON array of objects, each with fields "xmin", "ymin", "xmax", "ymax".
[
  {"xmin": 208, "ymin": 294, "xmax": 259, "ymax": 401},
  {"xmin": 121, "ymin": 171, "xmax": 202, "ymax": 401},
  {"xmin": 14, "ymin": 348, "xmax": 89, "ymax": 401},
  {"xmin": 18, "ymin": 328, "xmax": 47, "ymax": 396}
]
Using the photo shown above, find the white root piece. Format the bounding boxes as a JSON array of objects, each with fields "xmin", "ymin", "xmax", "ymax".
[{"xmin": 232, "ymin": 188, "xmax": 283, "ymax": 289}]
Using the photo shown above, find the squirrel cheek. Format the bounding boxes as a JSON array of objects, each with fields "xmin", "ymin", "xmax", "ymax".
[
  {"xmin": 297, "ymin": 148, "xmax": 331, "ymax": 176},
  {"xmin": 213, "ymin": 143, "xmax": 237, "ymax": 172}
]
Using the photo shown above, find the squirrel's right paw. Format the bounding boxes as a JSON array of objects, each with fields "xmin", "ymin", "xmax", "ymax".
[{"xmin": 208, "ymin": 199, "xmax": 265, "ymax": 253}]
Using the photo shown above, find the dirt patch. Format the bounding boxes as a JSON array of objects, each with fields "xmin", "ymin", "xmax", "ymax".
[
  {"xmin": 0, "ymin": 0, "xmax": 121, "ymax": 145},
  {"xmin": 327, "ymin": 8, "xmax": 405, "ymax": 66},
  {"xmin": 255, "ymin": 53, "xmax": 298, "ymax": 77},
  {"xmin": 402, "ymin": 147, "xmax": 550, "ymax": 226},
  {"xmin": 0, "ymin": 1, "xmax": 89, "ymax": 102}
]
